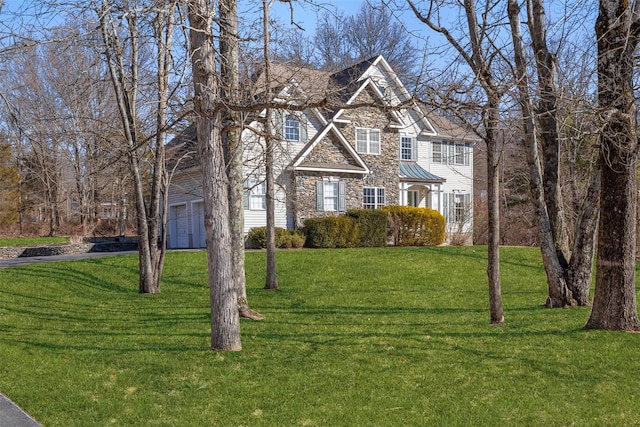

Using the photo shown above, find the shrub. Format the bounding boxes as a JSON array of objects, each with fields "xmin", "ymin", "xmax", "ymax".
[
  {"xmin": 345, "ymin": 209, "xmax": 387, "ymax": 247},
  {"xmin": 382, "ymin": 205, "xmax": 446, "ymax": 246},
  {"xmin": 303, "ymin": 216, "xmax": 360, "ymax": 248},
  {"xmin": 247, "ymin": 227, "xmax": 306, "ymax": 249},
  {"xmin": 288, "ymin": 230, "xmax": 306, "ymax": 248}
]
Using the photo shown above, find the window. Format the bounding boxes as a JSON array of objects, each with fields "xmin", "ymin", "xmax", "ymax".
[
  {"xmin": 284, "ymin": 114, "xmax": 300, "ymax": 141},
  {"xmin": 243, "ymin": 179, "xmax": 266, "ymax": 210},
  {"xmin": 325, "ymin": 181, "xmax": 339, "ymax": 211},
  {"xmin": 444, "ymin": 192, "xmax": 471, "ymax": 223},
  {"xmin": 454, "ymin": 143, "xmax": 465, "ymax": 165},
  {"xmin": 356, "ymin": 128, "xmax": 381, "ymax": 155},
  {"xmin": 432, "ymin": 141, "xmax": 444, "ymax": 163},
  {"xmin": 401, "ymin": 136, "xmax": 417, "ymax": 160},
  {"xmin": 432, "ymin": 141, "xmax": 470, "ymax": 165},
  {"xmin": 316, "ymin": 179, "xmax": 346, "ymax": 211},
  {"xmin": 363, "ymin": 187, "xmax": 386, "ymax": 209}
]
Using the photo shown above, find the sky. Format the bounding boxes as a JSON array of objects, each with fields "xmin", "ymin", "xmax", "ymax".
[{"xmin": 268, "ymin": 0, "xmax": 369, "ymax": 32}]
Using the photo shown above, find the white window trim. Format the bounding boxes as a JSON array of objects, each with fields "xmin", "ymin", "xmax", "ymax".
[
  {"xmin": 443, "ymin": 192, "xmax": 472, "ymax": 224},
  {"xmin": 356, "ymin": 127, "xmax": 381, "ymax": 155},
  {"xmin": 433, "ymin": 141, "xmax": 470, "ymax": 166},
  {"xmin": 284, "ymin": 114, "xmax": 300, "ymax": 142},
  {"xmin": 363, "ymin": 187, "xmax": 386, "ymax": 209},
  {"xmin": 244, "ymin": 178, "xmax": 266, "ymax": 211},
  {"xmin": 401, "ymin": 135, "xmax": 417, "ymax": 161}
]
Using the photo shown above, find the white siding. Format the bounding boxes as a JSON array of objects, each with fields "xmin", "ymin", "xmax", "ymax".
[{"xmin": 243, "ymin": 186, "xmax": 288, "ymax": 232}]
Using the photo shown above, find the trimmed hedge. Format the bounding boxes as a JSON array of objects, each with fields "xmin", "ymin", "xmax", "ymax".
[
  {"xmin": 303, "ymin": 216, "xmax": 361, "ymax": 248},
  {"xmin": 345, "ymin": 209, "xmax": 387, "ymax": 247},
  {"xmin": 247, "ymin": 226, "xmax": 306, "ymax": 249},
  {"xmin": 382, "ymin": 205, "xmax": 446, "ymax": 246}
]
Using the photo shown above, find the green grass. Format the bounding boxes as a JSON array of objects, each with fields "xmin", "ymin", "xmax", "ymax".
[
  {"xmin": 0, "ymin": 236, "xmax": 70, "ymax": 247},
  {"xmin": 1, "ymin": 246, "xmax": 639, "ymax": 426}
]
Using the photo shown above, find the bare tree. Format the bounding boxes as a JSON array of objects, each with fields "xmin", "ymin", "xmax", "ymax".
[
  {"xmin": 507, "ymin": 0, "xmax": 599, "ymax": 308},
  {"xmin": 188, "ymin": 0, "xmax": 242, "ymax": 350},
  {"xmin": 220, "ymin": 0, "xmax": 265, "ymax": 317},
  {"xmin": 313, "ymin": 1, "xmax": 418, "ymax": 78},
  {"xmin": 97, "ymin": 0, "xmax": 177, "ymax": 293},
  {"xmin": 261, "ymin": 0, "xmax": 279, "ymax": 290},
  {"xmin": 407, "ymin": 0, "xmax": 505, "ymax": 324},
  {"xmin": 584, "ymin": 0, "xmax": 640, "ymax": 331}
]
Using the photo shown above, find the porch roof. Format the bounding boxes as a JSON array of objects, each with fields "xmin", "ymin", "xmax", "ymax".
[{"xmin": 399, "ymin": 161, "xmax": 445, "ymax": 183}]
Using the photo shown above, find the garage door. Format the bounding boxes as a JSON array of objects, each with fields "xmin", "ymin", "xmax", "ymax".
[
  {"xmin": 192, "ymin": 201, "xmax": 206, "ymax": 248},
  {"xmin": 170, "ymin": 204, "xmax": 189, "ymax": 248}
]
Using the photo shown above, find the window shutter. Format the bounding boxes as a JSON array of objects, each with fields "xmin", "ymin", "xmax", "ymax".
[
  {"xmin": 449, "ymin": 194, "xmax": 456, "ymax": 222},
  {"xmin": 443, "ymin": 193, "xmax": 448, "ymax": 222},
  {"xmin": 465, "ymin": 143, "xmax": 470, "ymax": 166},
  {"xmin": 338, "ymin": 181, "xmax": 346, "ymax": 211},
  {"xmin": 316, "ymin": 181, "xmax": 324, "ymax": 211},
  {"xmin": 412, "ymin": 138, "xmax": 418, "ymax": 161},
  {"xmin": 464, "ymin": 194, "xmax": 471, "ymax": 221},
  {"xmin": 243, "ymin": 181, "xmax": 249, "ymax": 209}
]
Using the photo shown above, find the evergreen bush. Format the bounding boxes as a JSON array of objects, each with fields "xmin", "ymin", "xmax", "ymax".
[
  {"xmin": 345, "ymin": 209, "xmax": 387, "ymax": 247},
  {"xmin": 303, "ymin": 216, "xmax": 360, "ymax": 248}
]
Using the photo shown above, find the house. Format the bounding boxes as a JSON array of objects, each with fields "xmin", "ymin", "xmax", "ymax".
[{"xmin": 165, "ymin": 55, "xmax": 477, "ymax": 249}]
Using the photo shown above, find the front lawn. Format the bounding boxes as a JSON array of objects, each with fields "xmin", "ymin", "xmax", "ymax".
[
  {"xmin": 0, "ymin": 246, "xmax": 638, "ymax": 426},
  {"xmin": 0, "ymin": 236, "xmax": 70, "ymax": 247}
]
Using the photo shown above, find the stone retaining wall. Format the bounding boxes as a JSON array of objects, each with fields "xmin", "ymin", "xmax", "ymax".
[{"xmin": 0, "ymin": 241, "xmax": 138, "ymax": 259}]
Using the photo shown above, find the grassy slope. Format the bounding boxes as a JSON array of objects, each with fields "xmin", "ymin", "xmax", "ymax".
[
  {"xmin": 0, "ymin": 246, "xmax": 638, "ymax": 426},
  {"xmin": 0, "ymin": 236, "xmax": 70, "ymax": 247}
]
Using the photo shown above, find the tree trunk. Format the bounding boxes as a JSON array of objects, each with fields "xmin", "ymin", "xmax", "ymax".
[
  {"xmin": 98, "ymin": 1, "xmax": 162, "ymax": 294},
  {"xmin": 486, "ymin": 113, "xmax": 504, "ymax": 324},
  {"xmin": 188, "ymin": 0, "xmax": 242, "ymax": 351},
  {"xmin": 263, "ymin": 0, "xmax": 279, "ymax": 291},
  {"xmin": 585, "ymin": 0, "xmax": 640, "ymax": 331},
  {"xmin": 219, "ymin": 0, "xmax": 264, "ymax": 319},
  {"xmin": 507, "ymin": 0, "xmax": 570, "ymax": 307},
  {"xmin": 527, "ymin": 0, "xmax": 569, "ymax": 257},
  {"xmin": 508, "ymin": 0, "xmax": 597, "ymax": 307}
]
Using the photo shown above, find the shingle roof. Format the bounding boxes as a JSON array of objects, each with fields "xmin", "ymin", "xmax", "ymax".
[
  {"xmin": 399, "ymin": 161, "xmax": 445, "ymax": 183},
  {"xmin": 420, "ymin": 108, "xmax": 479, "ymax": 142},
  {"xmin": 166, "ymin": 124, "xmax": 198, "ymax": 171}
]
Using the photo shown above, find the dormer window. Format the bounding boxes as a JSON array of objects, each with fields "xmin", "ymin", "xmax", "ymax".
[{"xmin": 284, "ymin": 114, "xmax": 300, "ymax": 141}]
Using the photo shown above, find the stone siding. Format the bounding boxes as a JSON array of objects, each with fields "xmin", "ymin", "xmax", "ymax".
[
  {"xmin": 306, "ymin": 134, "xmax": 359, "ymax": 166},
  {"xmin": 293, "ymin": 86, "xmax": 403, "ymax": 225},
  {"xmin": 292, "ymin": 171, "xmax": 362, "ymax": 227},
  {"xmin": 337, "ymin": 87, "xmax": 400, "ymax": 204}
]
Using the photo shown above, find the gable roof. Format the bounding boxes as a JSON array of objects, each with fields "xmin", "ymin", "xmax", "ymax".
[
  {"xmin": 166, "ymin": 124, "xmax": 198, "ymax": 171},
  {"xmin": 420, "ymin": 107, "xmax": 480, "ymax": 142},
  {"xmin": 290, "ymin": 122, "xmax": 369, "ymax": 174},
  {"xmin": 167, "ymin": 56, "xmax": 477, "ymax": 174}
]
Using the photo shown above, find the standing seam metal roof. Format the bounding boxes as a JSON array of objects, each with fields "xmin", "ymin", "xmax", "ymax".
[{"xmin": 399, "ymin": 161, "xmax": 446, "ymax": 182}]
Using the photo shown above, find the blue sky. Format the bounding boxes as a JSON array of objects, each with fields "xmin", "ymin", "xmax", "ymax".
[{"xmin": 269, "ymin": 0, "xmax": 368, "ymax": 32}]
